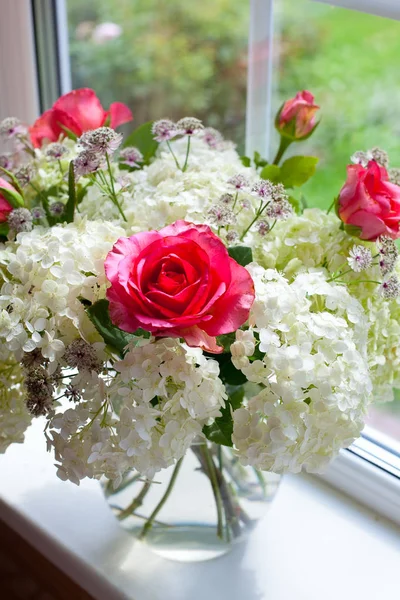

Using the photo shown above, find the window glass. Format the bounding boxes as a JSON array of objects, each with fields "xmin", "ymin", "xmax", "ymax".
[
  {"xmin": 275, "ymin": 0, "xmax": 400, "ymax": 442},
  {"xmin": 67, "ymin": 0, "xmax": 249, "ymax": 151}
]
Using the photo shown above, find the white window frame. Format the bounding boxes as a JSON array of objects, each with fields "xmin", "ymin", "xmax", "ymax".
[
  {"xmin": 312, "ymin": 0, "xmax": 400, "ymax": 20},
  {"xmin": 3, "ymin": 0, "xmax": 400, "ymax": 524}
]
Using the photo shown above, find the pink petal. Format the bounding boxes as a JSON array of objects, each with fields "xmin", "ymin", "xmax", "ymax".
[
  {"xmin": 29, "ymin": 108, "xmax": 82, "ymax": 147},
  {"xmin": 347, "ymin": 210, "xmax": 387, "ymax": 241},
  {"xmin": 203, "ymin": 259, "xmax": 255, "ymax": 336},
  {"xmin": 107, "ymin": 102, "xmax": 133, "ymax": 129},
  {"xmin": 174, "ymin": 326, "xmax": 223, "ymax": 353},
  {"xmin": 104, "ymin": 232, "xmax": 161, "ymax": 284},
  {"xmin": 53, "ymin": 88, "xmax": 106, "ymax": 131}
]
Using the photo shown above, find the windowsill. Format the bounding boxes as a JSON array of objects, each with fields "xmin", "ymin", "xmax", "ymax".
[{"xmin": 0, "ymin": 419, "xmax": 399, "ymax": 600}]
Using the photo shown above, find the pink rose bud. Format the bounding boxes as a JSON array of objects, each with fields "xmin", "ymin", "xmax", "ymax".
[
  {"xmin": 105, "ymin": 220, "xmax": 255, "ymax": 353},
  {"xmin": 277, "ymin": 90, "xmax": 319, "ymax": 140},
  {"xmin": 337, "ymin": 160, "xmax": 400, "ymax": 241},
  {"xmin": 0, "ymin": 177, "xmax": 16, "ymax": 223}
]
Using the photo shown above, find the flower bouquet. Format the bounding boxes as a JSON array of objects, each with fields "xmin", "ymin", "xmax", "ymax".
[{"xmin": 1, "ymin": 88, "xmax": 399, "ymax": 560}]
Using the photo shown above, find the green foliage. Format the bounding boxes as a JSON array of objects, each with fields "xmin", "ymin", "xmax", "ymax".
[
  {"xmin": 343, "ymin": 223, "xmax": 363, "ymax": 238},
  {"xmin": 253, "ymin": 151, "xmax": 268, "ymax": 169},
  {"xmin": 86, "ymin": 299, "xmax": 137, "ymax": 357},
  {"xmin": 279, "ymin": 156, "xmax": 319, "ymax": 188},
  {"xmin": 65, "ymin": 161, "xmax": 76, "ymax": 223},
  {"xmin": 0, "ymin": 223, "xmax": 9, "ymax": 239},
  {"xmin": 240, "ymin": 156, "xmax": 251, "ymax": 167},
  {"xmin": 227, "ymin": 245, "xmax": 253, "ymax": 267},
  {"xmin": 259, "ymin": 164, "xmax": 281, "ymax": 183},
  {"xmin": 0, "ymin": 167, "xmax": 24, "ymax": 197},
  {"xmin": 123, "ymin": 121, "xmax": 159, "ymax": 165},
  {"xmin": 216, "ymin": 332, "xmax": 236, "ymax": 353},
  {"xmin": 288, "ymin": 195, "xmax": 302, "ymax": 215},
  {"xmin": 203, "ymin": 385, "xmax": 244, "ymax": 446},
  {"xmin": 0, "ymin": 186, "xmax": 24, "ymax": 209}
]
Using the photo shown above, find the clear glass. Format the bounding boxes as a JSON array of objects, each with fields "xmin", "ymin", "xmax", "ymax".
[
  {"xmin": 275, "ymin": 0, "xmax": 400, "ymax": 440},
  {"xmin": 66, "ymin": 0, "xmax": 249, "ymax": 151},
  {"xmin": 103, "ymin": 441, "xmax": 280, "ymax": 562}
]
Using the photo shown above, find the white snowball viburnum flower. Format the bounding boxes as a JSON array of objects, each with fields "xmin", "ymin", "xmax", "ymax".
[
  {"xmin": 231, "ymin": 265, "xmax": 372, "ymax": 474},
  {"xmin": 253, "ymin": 208, "xmax": 400, "ymax": 402},
  {"xmin": 0, "ymin": 218, "xmax": 125, "ymax": 366},
  {"xmin": 47, "ymin": 338, "xmax": 227, "ymax": 485},
  {"xmin": 78, "ymin": 136, "xmax": 259, "ymax": 237}
]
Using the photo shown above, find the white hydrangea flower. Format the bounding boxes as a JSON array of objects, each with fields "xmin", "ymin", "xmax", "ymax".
[
  {"xmin": 79, "ymin": 136, "xmax": 259, "ymax": 238},
  {"xmin": 231, "ymin": 265, "xmax": 372, "ymax": 474},
  {"xmin": 0, "ymin": 218, "xmax": 125, "ymax": 366},
  {"xmin": 47, "ymin": 338, "xmax": 227, "ymax": 485},
  {"xmin": 253, "ymin": 208, "xmax": 400, "ymax": 402}
]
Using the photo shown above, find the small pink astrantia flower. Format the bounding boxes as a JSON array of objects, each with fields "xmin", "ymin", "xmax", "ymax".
[{"xmin": 105, "ymin": 221, "xmax": 255, "ymax": 353}]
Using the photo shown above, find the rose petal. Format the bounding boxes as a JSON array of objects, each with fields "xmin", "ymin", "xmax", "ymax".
[
  {"xmin": 107, "ymin": 102, "xmax": 133, "ymax": 129},
  {"xmin": 175, "ymin": 326, "xmax": 223, "ymax": 353},
  {"xmin": 53, "ymin": 88, "xmax": 106, "ymax": 131},
  {"xmin": 202, "ymin": 259, "xmax": 255, "ymax": 336}
]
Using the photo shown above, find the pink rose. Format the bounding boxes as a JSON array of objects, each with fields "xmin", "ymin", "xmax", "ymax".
[
  {"xmin": 337, "ymin": 160, "xmax": 400, "ymax": 241},
  {"xmin": 0, "ymin": 178, "xmax": 16, "ymax": 223},
  {"xmin": 105, "ymin": 221, "xmax": 255, "ymax": 353},
  {"xmin": 278, "ymin": 90, "xmax": 319, "ymax": 139},
  {"xmin": 29, "ymin": 88, "xmax": 133, "ymax": 148}
]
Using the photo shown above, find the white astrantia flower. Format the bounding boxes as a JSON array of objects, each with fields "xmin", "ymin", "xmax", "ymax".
[
  {"xmin": 78, "ymin": 136, "xmax": 259, "ymax": 239},
  {"xmin": 253, "ymin": 208, "xmax": 400, "ymax": 402},
  {"xmin": 47, "ymin": 338, "xmax": 227, "ymax": 485},
  {"xmin": 231, "ymin": 265, "xmax": 372, "ymax": 474},
  {"xmin": 0, "ymin": 218, "xmax": 125, "ymax": 366}
]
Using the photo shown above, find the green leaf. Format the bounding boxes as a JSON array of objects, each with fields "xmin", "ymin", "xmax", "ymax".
[
  {"xmin": 220, "ymin": 358, "xmax": 247, "ymax": 386},
  {"xmin": 228, "ymin": 245, "xmax": 253, "ymax": 267},
  {"xmin": 240, "ymin": 155, "xmax": 251, "ymax": 168},
  {"xmin": 279, "ymin": 155, "xmax": 319, "ymax": 188},
  {"xmin": 86, "ymin": 299, "xmax": 138, "ymax": 357},
  {"xmin": 0, "ymin": 223, "xmax": 9, "ymax": 238},
  {"xmin": 288, "ymin": 195, "xmax": 302, "ymax": 215},
  {"xmin": 123, "ymin": 121, "xmax": 158, "ymax": 165},
  {"xmin": 260, "ymin": 164, "xmax": 281, "ymax": 183},
  {"xmin": 0, "ymin": 166, "xmax": 24, "ymax": 197},
  {"xmin": 0, "ymin": 186, "xmax": 24, "ymax": 208},
  {"xmin": 253, "ymin": 151, "xmax": 268, "ymax": 169},
  {"xmin": 64, "ymin": 161, "xmax": 76, "ymax": 223},
  {"xmin": 216, "ymin": 332, "xmax": 236, "ymax": 353},
  {"xmin": 343, "ymin": 223, "xmax": 363, "ymax": 238},
  {"xmin": 203, "ymin": 385, "xmax": 244, "ymax": 447},
  {"xmin": 58, "ymin": 123, "xmax": 78, "ymax": 141}
]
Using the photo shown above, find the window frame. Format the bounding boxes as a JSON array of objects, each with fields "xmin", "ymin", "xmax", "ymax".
[
  {"xmin": 312, "ymin": 0, "xmax": 400, "ymax": 20},
  {"xmin": 23, "ymin": 0, "xmax": 400, "ymax": 525}
]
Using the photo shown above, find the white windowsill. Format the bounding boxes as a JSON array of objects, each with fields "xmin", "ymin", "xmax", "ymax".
[{"xmin": 0, "ymin": 419, "xmax": 399, "ymax": 600}]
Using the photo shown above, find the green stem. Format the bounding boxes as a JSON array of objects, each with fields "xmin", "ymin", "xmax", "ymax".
[
  {"xmin": 106, "ymin": 153, "xmax": 127, "ymax": 222},
  {"xmin": 272, "ymin": 136, "xmax": 292, "ymax": 165},
  {"xmin": 327, "ymin": 267, "xmax": 353, "ymax": 282},
  {"xmin": 347, "ymin": 279, "xmax": 382, "ymax": 286},
  {"xmin": 199, "ymin": 444, "xmax": 224, "ymax": 540},
  {"xmin": 182, "ymin": 136, "xmax": 191, "ymax": 172},
  {"xmin": 118, "ymin": 480, "xmax": 152, "ymax": 521},
  {"xmin": 139, "ymin": 457, "xmax": 184, "ymax": 539},
  {"xmin": 166, "ymin": 140, "xmax": 181, "ymax": 170},
  {"xmin": 326, "ymin": 198, "xmax": 335, "ymax": 214},
  {"xmin": 240, "ymin": 201, "xmax": 270, "ymax": 241}
]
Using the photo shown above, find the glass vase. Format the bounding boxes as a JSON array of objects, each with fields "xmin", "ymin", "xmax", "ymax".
[{"xmin": 102, "ymin": 439, "xmax": 280, "ymax": 562}]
